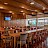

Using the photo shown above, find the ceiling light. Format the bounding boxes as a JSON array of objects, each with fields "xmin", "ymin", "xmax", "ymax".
[
  {"xmin": 27, "ymin": 9, "xmax": 30, "ymax": 10},
  {"xmin": 11, "ymin": 16, "xmax": 12, "ymax": 18},
  {"xmin": 21, "ymin": 6, "xmax": 24, "ymax": 8},
  {"xmin": 0, "ymin": 7, "xmax": 3, "ymax": 9},
  {"xmin": 32, "ymin": 12, "xmax": 34, "ymax": 14},
  {"xmin": 9, "ymin": 11, "xmax": 12, "ymax": 13},
  {"xmin": 35, "ymin": 10, "xmax": 38, "ymax": 12},
  {"xmin": 4, "ymin": 3, "xmax": 8, "ymax": 5},
  {"xmin": 9, "ymin": 11, "xmax": 14, "ymax": 14},
  {"xmin": 30, "ymin": 2, "xmax": 34, "ymax": 5},
  {"xmin": 20, "ymin": 10, "xmax": 24, "ymax": 12},
  {"xmin": 12, "ymin": 13, "xmax": 14, "ymax": 14},
  {"xmin": 23, "ymin": 13, "xmax": 25, "ymax": 15}
]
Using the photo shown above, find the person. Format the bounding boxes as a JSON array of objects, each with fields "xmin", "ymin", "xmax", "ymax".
[
  {"xmin": 0, "ymin": 33, "xmax": 1, "ymax": 40},
  {"xmin": 23, "ymin": 44, "xmax": 26, "ymax": 48},
  {"xmin": 18, "ymin": 44, "xmax": 20, "ymax": 48},
  {"xmin": 29, "ymin": 42, "xmax": 32, "ymax": 48}
]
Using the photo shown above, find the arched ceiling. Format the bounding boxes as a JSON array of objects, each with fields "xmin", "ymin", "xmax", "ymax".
[{"xmin": 0, "ymin": 0, "xmax": 48, "ymax": 14}]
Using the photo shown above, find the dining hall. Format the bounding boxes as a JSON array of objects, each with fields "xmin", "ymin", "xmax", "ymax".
[{"xmin": 0, "ymin": 0, "xmax": 48, "ymax": 48}]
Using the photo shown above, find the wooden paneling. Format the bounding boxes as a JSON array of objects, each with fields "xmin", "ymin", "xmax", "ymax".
[
  {"xmin": 0, "ymin": 13, "xmax": 4, "ymax": 27},
  {"xmin": 16, "ymin": 14, "xmax": 26, "ymax": 19},
  {"xmin": 0, "ymin": 0, "xmax": 48, "ymax": 14},
  {"xmin": 0, "ymin": 12, "xmax": 26, "ymax": 27}
]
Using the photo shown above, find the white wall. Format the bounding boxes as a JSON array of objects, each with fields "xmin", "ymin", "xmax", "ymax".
[{"xmin": 4, "ymin": 19, "xmax": 26, "ymax": 27}]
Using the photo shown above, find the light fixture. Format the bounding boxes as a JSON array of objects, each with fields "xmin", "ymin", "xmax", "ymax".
[
  {"xmin": 0, "ymin": 7, "xmax": 3, "ymax": 9},
  {"xmin": 35, "ymin": 10, "xmax": 38, "ymax": 12},
  {"xmin": 21, "ymin": 6, "xmax": 24, "ymax": 8},
  {"xmin": 31, "ymin": 11, "xmax": 37, "ymax": 16},
  {"xmin": 11, "ymin": 16, "xmax": 12, "ymax": 18},
  {"xmin": 32, "ymin": 12, "xmax": 34, "ymax": 14},
  {"xmin": 9, "ymin": 11, "xmax": 12, "ymax": 13},
  {"xmin": 27, "ymin": 9, "xmax": 30, "ymax": 10},
  {"xmin": 23, "ymin": 13, "xmax": 25, "ymax": 15},
  {"xmin": 4, "ymin": 3, "xmax": 8, "ymax": 5},
  {"xmin": 20, "ymin": 10, "xmax": 24, "ymax": 12},
  {"xmin": 30, "ymin": 2, "xmax": 34, "ymax": 5},
  {"xmin": 12, "ymin": 13, "xmax": 14, "ymax": 14},
  {"xmin": 9, "ymin": 11, "xmax": 14, "ymax": 14}
]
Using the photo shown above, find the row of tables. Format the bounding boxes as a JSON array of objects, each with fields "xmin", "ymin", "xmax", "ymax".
[
  {"xmin": 9, "ymin": 28, "xmax": 45, "ymax": 48},
  {"xmin": 1, "ymin": 28, "xmax": 47, "ymax": 48}
]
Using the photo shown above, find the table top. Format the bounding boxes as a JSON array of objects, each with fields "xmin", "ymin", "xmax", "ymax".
[
  {"xmin": 9, "ymin": 28, "xmax": 45, "ymax": 37},
  {"xmin": 9, "ymin": 33, "xmax": 20, "ymax": 37},
  {"xmin": 0, "ymin": 30, "xmax": 5, "ymax": 32}
]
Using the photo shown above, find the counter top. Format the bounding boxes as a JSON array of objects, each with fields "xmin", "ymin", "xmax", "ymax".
[{"xmin": 9, "ymin": 28, "xmax": 45, "ymax": 37}]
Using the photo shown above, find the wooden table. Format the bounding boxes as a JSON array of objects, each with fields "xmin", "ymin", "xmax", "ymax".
[
  {"xmin": 9, "ymin": 28, "xmax": 45, "ymax": 48},
  {"xmin": 9, "ymin": 33, "xmax": 20, "ymax": 48},
  {"xmin": 0, "ymin": 29, "xmax": 5, "ymax": 40}
]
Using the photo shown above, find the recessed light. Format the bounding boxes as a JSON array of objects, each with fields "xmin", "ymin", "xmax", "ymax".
[
  {"xmin": 21, "ymin": 6, "xmax": 24, "ymax": 8},
  {"xmin": 27, "ymin": 9, "xmax": 30, "ymax": 10},
  {"xmin": 30, "ymin": 2, "xmax": 34, "ymax": 5},
  {"xmin": 9, "ymin": 11, "xmax": 14, "ymax": 14},
  {"xmin": 35, "ymin": 10, "xmax": 38, "ymax": 12},
  {"xmin": 12, "ymin": 13, "xmax": 14, "ymax": 14},
  {"xmin": 23, "ymin": 13, "xmax": 25, "ymax": 15},
  {"xmin": 20, "ymin": 10, "xmax": 24, "ymax": 12},
  {"xmin": 4, "ymin": 27, "xmax": 5, "ymax": 28},
  {"xmin": 4, "ymin": 3, "xmax": 8, "ymax": 5},
  {"xmin": 11, "ymin": 16, "xmax": 12, "ymax": 18},
  {"xmin": 32, "ymin": 12, "xmax": 34, "ymax": 14},
  {"xmin": 9, "ymin": 11, "xmax": 12, "ymax": 13},
  {"xmin": 0, "ymin": 7, "xmax": 3, "ymax": 9}
]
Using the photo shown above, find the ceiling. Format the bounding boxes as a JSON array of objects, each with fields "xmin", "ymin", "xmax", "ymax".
[{"xmin": 0, "ymin": 0, "xmax": 48, "ymax": 14}]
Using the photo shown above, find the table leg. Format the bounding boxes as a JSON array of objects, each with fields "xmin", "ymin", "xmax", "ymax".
[{"xmin": 14, "ymin": 37, "xmax": 16, "ymax": 48}]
